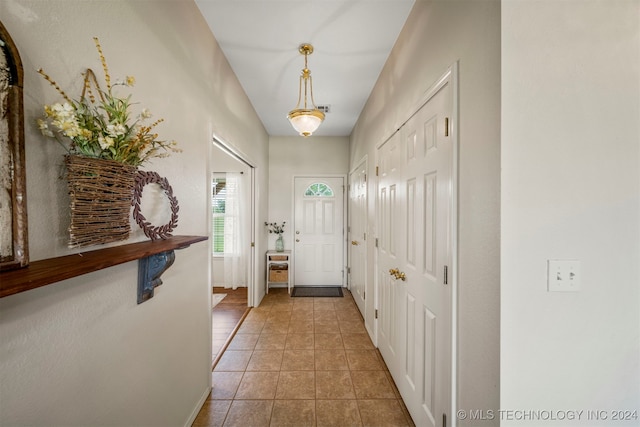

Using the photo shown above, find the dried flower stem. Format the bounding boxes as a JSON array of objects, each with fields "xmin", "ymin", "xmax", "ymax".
[
  {"xmin": 93, "ymin": 37, "xmax": 111, "ymax": 90},
  {"xmin": 37, "ymin": 68, "xmax": 72, "ymax": 104},
  {"xmin": 82, "ymin": 69, "xmax": 106, "ymax": 103},
  {"xmin": 265, "ymin": 221, "xmax": 286, "ymax": 234},
  {"xmin": 82, "ymin": 75, "xmax": 95, "ymax": 103},
  {"xmin": 38, "ymin": 37, "xmax": 180, "ymax": 166}
]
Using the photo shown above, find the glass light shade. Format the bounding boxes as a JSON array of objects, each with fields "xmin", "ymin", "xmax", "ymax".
[{"xmin": 287, "ymin": 109, "xmax": 325, "ymax": 137}]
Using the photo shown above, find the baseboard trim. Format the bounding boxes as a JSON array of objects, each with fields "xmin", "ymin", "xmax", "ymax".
[{"xmin": 184, "ymin": 385, "xmax": 212, "ymax": 427}]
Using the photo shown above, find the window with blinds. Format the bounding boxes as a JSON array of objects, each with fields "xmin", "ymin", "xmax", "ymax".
[{"xmin": 211, "ymin": 176, "xmax": 226, "ymax": 255}]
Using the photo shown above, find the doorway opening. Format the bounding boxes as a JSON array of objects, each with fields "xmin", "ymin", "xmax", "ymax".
[
  {"xmin": 210, "ymin": 136, "xmax": 256, "ymax": 367},
  {"xmin": 293, "ymin": 175, "xmax": 347, "ymax": 288}
]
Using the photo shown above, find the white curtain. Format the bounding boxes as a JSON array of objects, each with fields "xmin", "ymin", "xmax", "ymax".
[{"xmin": 223, "ymin": 173, "xmax": 246, "ymax": 289}]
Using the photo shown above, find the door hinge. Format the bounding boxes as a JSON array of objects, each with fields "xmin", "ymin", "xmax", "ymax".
[
  {"xmin": 375, "ymin": 238, "xmax": 379, "ymax": 248},
  {"xmin": 364, "ymin": 174, "xmax": 367, "ymax": 183},
  {"xmin": 375, "ymin": 166, "xmax": 379, "ymax": 176},
  {"xmin": 375, "ymin": 309, "xmax": 378, "ymax": 319},
  {"xmin": 251, "ymin": 242, "xmax": 255, "ymax": 247},
  {"xmin": 363, "ymin": 233, "xmax": 366, "ymax": 241},
  {"xmin": 444, "ymin": 265, "xmax": 448, "ymax": 285},
  {"xmin": 445, "ymin": 117, "xmax": 450, "ymax": 137},
  {"xmin": 347, "ymin": 267, "xmax": 351, "ymax": 274},
  {"xmin": 363, "ymin": 291, "xmax": 366, "ymax": 300}
]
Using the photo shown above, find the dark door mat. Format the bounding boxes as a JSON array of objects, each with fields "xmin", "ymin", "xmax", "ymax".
[{"xmin": 291, "ymin": 287, "xmax": 344, "ymax": 297}]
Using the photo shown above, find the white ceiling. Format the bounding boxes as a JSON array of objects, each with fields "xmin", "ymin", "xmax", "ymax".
[{"xmin": 194, "ymin": 0, "xmax": 415, "ymax": 137}]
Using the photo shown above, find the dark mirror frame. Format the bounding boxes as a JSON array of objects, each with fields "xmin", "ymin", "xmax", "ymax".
[{"xmin": 0, "ymin": 21, "xmax": 29, "ymax": 271}]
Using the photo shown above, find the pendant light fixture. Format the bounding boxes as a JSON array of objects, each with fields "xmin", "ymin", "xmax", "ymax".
[{"xmin": 287, "ymin": 43, "xmax": 325, "ymax": 137}]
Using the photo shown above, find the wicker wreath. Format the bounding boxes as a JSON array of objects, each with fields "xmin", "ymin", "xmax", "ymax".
[{"xmin": 132, "ymin": 171, "xmax": 179, "ymax": 240}]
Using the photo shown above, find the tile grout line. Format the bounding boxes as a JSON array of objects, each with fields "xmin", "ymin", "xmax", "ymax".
[{"xmin": 203, "ymin": 289, "xmax": 415, "ymax": 426}]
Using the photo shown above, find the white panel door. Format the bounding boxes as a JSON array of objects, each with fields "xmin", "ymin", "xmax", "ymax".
[
  {"xmin": 294, "ymin": 177, "xmax": 344, "ymax": 286},
  {"xmin": 376, "ymin": 75, "xmax": 453, "ymax": 427},
  {"xmin": 349, "ymin": 161, "xmax": 367, "ymax": 315},
  {"xmin": 400, "ymin": 79, "xmax": 452, "ymax": 427},
  {"xmin": 376, "ymin": 132, "xmax": 405, "ymax": 378}
]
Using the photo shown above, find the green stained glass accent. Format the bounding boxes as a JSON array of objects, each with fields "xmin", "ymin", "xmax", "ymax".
[{"xmin": 304, "ymin": 182, "xmax": 334, "ymax": 197}]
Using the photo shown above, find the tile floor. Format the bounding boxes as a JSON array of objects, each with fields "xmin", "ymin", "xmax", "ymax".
[
  {"xmin": 193, "ymin": 288, "xmax": 415, "ymax": 427},
  {"xmin": 212, "ymin": 287, "xmax": 250, "ymax": 364}
]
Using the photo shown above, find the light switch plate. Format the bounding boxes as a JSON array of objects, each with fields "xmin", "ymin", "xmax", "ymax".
[{"xmin": 547, "ymin": 260, "xmax": 581, "ymax": 292}]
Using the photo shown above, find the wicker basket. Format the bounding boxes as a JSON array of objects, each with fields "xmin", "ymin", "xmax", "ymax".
[
  {"xmin": 65, "ymin": 155, "xmax": 137, "ymax": 248},
  {"xmin": 269, "ymin": 269, "xmax": 288, "ymax": 282}
]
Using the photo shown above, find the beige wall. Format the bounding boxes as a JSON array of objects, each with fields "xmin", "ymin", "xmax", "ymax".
[
  {"xmin": 4, "ymin": 1, "xmax": 636, "ymax": 425},
  {"xmin": 501, "ymin": 0, "xmax": 640, "ymax": 423},
  {"xmin": 0, "ymin": 0, "xmax": 268, "ymax": 425},
  {"xmin": 350, "ymin": 0, "xmax": 501, "ymax": 424},
  {"xmin": 267, "ymin": 136, "xmax": 350, "ymax": 252}
]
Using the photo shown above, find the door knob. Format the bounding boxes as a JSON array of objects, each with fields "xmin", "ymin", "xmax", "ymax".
[
  {"xmin": 388, "ymin": 268, "xmax": 406, "ymax": 281},
  {"xmin": 296, "ymin": 231, "xmax": 300, "ymax": 234},
  {"xmin": 351, "ymin": 240, "xmax": 359, "ymax": 246},
  {"xmin": 296, "ymin": 239, "xmax": 300, "ymax": 242}
]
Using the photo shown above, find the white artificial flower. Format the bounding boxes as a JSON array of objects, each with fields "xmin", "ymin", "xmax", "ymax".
[
  {"xmin": 52, "ymin": 102, "xmax": 75, "ymax": 119},
  {"xmin": 37, "ymin": 119, "xmax": 54, "ymax": 137},
  {"xmin": 106, "ymin": 123, "xmax": 126, "ymax": 137},
  {"xmin": 98, "ymin": 135, "xmax": 114, "ymax": 150},
  {"xmin": 140, "ymin": 108, "xmax": 152, "ymax": 119}
]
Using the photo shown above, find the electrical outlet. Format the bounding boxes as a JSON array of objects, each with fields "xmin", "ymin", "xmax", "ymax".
[{"xmin": 548, "ymin": 260, "xmax": 581, "ymax": 292}]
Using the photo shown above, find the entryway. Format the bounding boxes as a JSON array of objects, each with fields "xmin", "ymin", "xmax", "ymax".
[
  {"xmin": 293, "ymin": 176, "xmax": 346, "ymax": 287},
  {"xmin": 210, "ymin": 136, "xmax": 256, "ymax": 366}
]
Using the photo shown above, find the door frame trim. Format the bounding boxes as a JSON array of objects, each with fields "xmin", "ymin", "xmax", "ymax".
[
  {"xmin": 292, "ymin": 174, "xmax": 348, "ymax": 287},
  {"xmin": 210, "ymin": 134, "xmax": 257, "ymax": 308}
]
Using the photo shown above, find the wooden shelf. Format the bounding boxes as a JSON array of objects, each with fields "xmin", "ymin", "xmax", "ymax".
[
  {"xmin": 0, "ymin": 235, "xmax": 208, "ymax": 298},
  {"xmin": 266, "ymin": 250, "xmax": 293, "ymax": 294}
]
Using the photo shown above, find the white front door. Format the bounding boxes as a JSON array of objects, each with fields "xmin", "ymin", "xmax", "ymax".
[
  {"xmin": 376, "ymin": 71, "xmax": 454, "ymax": 427},
  {"xmin": 294, "ymin": 177, "xmax": 345, "ymax": 287},
  {"xmin": 349, "ymin": 161, "xmax": 367, "ymax": 315}
]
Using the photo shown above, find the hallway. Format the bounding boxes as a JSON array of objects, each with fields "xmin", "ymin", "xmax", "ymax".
[{"xmin": 194, "ymin": 288, "xmax": 415, "ymax": 426}]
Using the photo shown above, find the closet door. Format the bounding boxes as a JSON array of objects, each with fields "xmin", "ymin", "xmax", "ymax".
[
  {"xmin": 376, "ymin": 74, "xmax": 454, "ymax": 427},
  {"xmin": 349, "ymin": 160, "xmax": 368, "ymax": 316}
]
